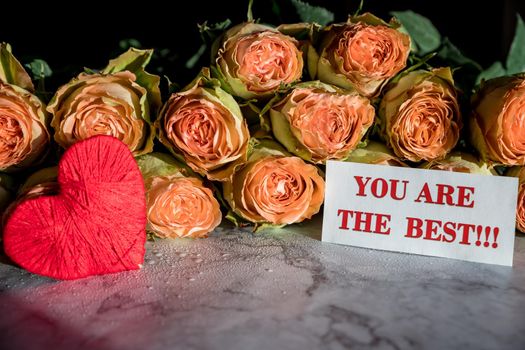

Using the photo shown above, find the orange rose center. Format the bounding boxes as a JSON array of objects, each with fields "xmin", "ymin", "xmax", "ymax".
[
  {"xmin": 147, "ymin": 177, "xmax": 220, "ymax": 238},
  {"xmin": 169, "ymin": 101, "xmax": 220, "ymax": 157},
  {"xmin": 335, "ymin": 24, "xmax": 408, "ymax": 79},
  {"xmin": 288, "ymin": 90, "xmax": 374, "ymax": 161},
  {"xmin": 236, "ymin": 33, "xmax": 300, "ymax": 91},
  {"xmin": 391, "ymin": 84, "xmax": 459, "ymax": 161},
  {"xmin": 267, "ymin": 171, "xmax": 301, "ymax": 202},
  {"xmin": 0, "ymin": 115, "xmax": 23, "ymax": 164},
  {"xmin": 257, "ymin": 170, "xmax": 304, "ymax": 215}
]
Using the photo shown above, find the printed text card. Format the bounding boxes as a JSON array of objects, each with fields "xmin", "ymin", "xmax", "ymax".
[{"xmin": 322, "ymin": 161, "xmax": 518, "ymax": 266}]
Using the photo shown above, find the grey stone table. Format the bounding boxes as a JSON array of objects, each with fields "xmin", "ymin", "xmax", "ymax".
[{"xmin": 1, "ymin": 216, "xmax": 525, "ymax": 350}]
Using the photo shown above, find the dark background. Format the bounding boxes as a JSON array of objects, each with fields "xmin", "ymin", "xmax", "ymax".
[{"xmin": 3, "ymin": 0, "xmax": 525, "ymax": 88}]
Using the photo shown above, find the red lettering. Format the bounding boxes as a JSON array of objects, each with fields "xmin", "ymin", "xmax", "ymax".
[
  {"xmin": 442, "ymin": 221, "xmax": 457, "ymax": 243},
  {"xmin": 371, "ymin": 178, "xmax": 388, "ymax": 198},
  {"xmin": 414, "ymin": 183, "xmax": 476, "ymax": 208},
  {"xmin": 404, "ymin": 218, "xmax": 476, "ymax": 245},
  {"xmin": 338, "ymin": 209, "xmax": 352, "ymax": 230},
  {"xmin": 436, "ymin": 184, "xmax": 455, "ymax": 206},
  {"xmin": 424, "ymin": 219, "xmax": 443, "ymax": 241},
  {"xmin": 338, "ymin": 210, "xmax": 392, "ymax": 235},
  {"xmin": 390, "ymin": 180, "xmax": 409, "ymax": 200},
  {"xmin": 405, "ymin": 217, "xmax": 424, "ymax": 238},
  {"xmin": 457, "ymin": 186, "xmax": 475, "ymax": 208},
  {"xmin": 373, "ymin": 213, "xmax": 391, "ymax": 235},
  {"xmin": 354, "ymin": 176, "xmax": 371, "ymax": 197},
  {"xmin": 457, "ymin": 223, "xmax": 475, "ymax": 245},
  {"xmin": 414, "ymin": 183, "xmax": 433, "ymax": 204},
  {"xmin": 350, "ymin": 210, "xmax": 373, "ymax": 233}
]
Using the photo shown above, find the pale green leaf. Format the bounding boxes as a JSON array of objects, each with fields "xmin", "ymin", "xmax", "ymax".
[
  {"xmin": 25, "ymin": 59, "xmax": 52, "ymax": 80},
  {"xmin": 476, "ymin": 61, "xmax": 506, "ymax": 85},
  {"xmin": 438, "ymin": 38, "xmax": 482, "ymax": 70},
  {"xmin": 102, "ymin": 48, "xmax": 153, "ymax": 75},
  {"xmin": 290, "ymin": 0, "xmax": 334, "ymax": 26},
  {"xmin": 0, "ymin": 43, "xmax": 34, "ymax": 91},
  {"xmin": 119, "ymin": 38, "xmax": 142, "ymax": 50},
  {"xmin": 506, "ymin": 14, "xmax": 525, "ymax": 75},
  {"xmin": 185, "ymin": 43, "xmax": 206, "ymax": 69},
  {"xmin": 391, "ymin": 10, "xmax": 441, "ymax": 55}
]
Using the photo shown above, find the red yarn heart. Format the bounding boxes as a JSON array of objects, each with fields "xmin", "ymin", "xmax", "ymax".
[{"xmin": 3, "ymin": 135, "xmax": 147, "ymax": 280}]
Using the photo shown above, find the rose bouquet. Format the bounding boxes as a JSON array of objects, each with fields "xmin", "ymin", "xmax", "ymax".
[{"xmin": 1, "ymin": 0, "xmax": 525, "ymax": 280}]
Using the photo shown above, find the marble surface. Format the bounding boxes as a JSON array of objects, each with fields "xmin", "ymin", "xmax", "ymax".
[{"xmin": 1, "ymin": 216, "xmax": 525, "ymax": 350}]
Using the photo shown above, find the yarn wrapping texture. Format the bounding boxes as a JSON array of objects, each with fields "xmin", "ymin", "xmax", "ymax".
[{"xmin": 3, "ymin": 135, "xmax": 147, "ymax": 280}]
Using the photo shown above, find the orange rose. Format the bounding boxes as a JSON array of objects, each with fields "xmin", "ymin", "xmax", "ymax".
[
  {"xmin": 270, "ymin": 82, "xmax": 375, "ymax": 163},
  {"xmin": 47, "ymin": 49, "xmax": 160, "ymax": 156},
  {"xmin": 215, "ymin": 23, "xmax": 303, "ymax": 99},
  {"xmin": 379, "ymin": 68, "xmax": 461, "ymax": 162},
  {"xmin": 146, "ymin": 176, "xmax": 221, "ymax": 238},
  {"xmin": 0, "ymin": 44, "xmax": 49, "ymax": 171},
  {"xmin": 507, "ymin": 167, "xmax": 525, "ymax": 233},
  {"xmin": 223, "ymin": 141, "xmax": 324, "ymax": 225},
  {"xmin": 137, "ymin": 153, "xmax": 222, "ymax": 238},
  {"xmin": 315, "ymin": 13, "xmax": 410, "ymax": 97},
  {"xmin": 470, "ymin": 74, "xmax": 525, "ymax": 165},
  {"xmin": 0, "ymin": 82, "xmax": 49, "ymax": 171},
  {"xmin": 158, "ymin": 71, "xmax": 249, "ymax": 181}
]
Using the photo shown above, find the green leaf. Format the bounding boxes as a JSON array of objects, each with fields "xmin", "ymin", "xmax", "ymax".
[
  {"xmin": 225, "ymin": 210, "xmax": 246, "ymax": 227},
  {"xmin": 25, "ymin": 59, "xmax": 52, "ymax": 80},
  {"xmin": 247, "ymin": 0, "xmax": 254, "ymax": 21},
  {"xmin": 353, "ymin": 0, "xmax": 364, "ymax": 17},
  {"xmin": 253, "ymin": 222, "xmax": 286, "ymax": 233},
  {"xmin": 290, "ymin": 0, "xmax": 334, "ymax": 26},
  {"xmin": 119, "ymin": 38, "xmax": 142, "ymax": 50},
  {"xmin": 476, "ymin": 61, "xmax": 506, "ymax": 85},
  {"xmin": 185, "ymin": 43, "xmax": 206, "ymax": 69},
  {"xmin": 271, "ymin": 0, "xmax": 281, "ymax": 17},
  {"xmin": 506, "ymin": 14, "xmax": 525, "ymax": 75},
  {"xmin": 438, "ymin": 38, "xmax": 482, "ymax": 70},
  {"xmin": 0, "ymin": 43, "xmax": 34, "ymax": 91},
  {"xmin": 136, "ymin": 152, "xmax": 193, "ymax": 179},
  {"xmin": 190, "ymin": 19, "xmax": 231, "ymax": 68},
  {"xmin": 198, "ymin": 19, "xmax": 232, "ymax": 40},
  {"xmin": 391, "ymin": 10, "xmax": 441, "ymax": 55},
  {"xmin": 102, "ymin": 48, "xmax": 153, "ymax": 75}
]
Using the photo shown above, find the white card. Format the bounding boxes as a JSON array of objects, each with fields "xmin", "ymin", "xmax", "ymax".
[{"xmin": 322, "ymin": 161, "xmax": 518, "ymax": 266}]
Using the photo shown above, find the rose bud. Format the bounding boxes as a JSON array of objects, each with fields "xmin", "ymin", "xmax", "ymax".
[
  {"xmin": 223, "ymin": 140, "xmax": 324, "ymax": 226},
  {"xmin": 0, "ymin": 43, "xmax": 49, "ymax": 171},
  {"xmin": 313, "ymin": 13, "xmax": 410, "ymax": 98},
  {"xmin": 420, "ymin": 152, "xmax": 495, "ymax": 175},
  {"xmin": 378, "ymin": 68, "xmax": 462, "ymax": 162},
  {"xmin": 346, "ymin": 141, "xmax": 408, "ymax": 167},
  {"xmin": 47, "ymin": 48, "xmax": 160, "ymax": 156},
  {"xmin": 214, "ymin": 22, "xmax": 303, "ymax": 100},
  {"xmin": 157, "ymin": 69, "xmax": 249, "ymax": 181},
  {"xmin": 137, "ymin": 153, "xmax": 221, "ymax": 238},
  {"xmin": 506, "ymin": 167, "xmax": 525, "ymax": 233},
  {"xmin": 470, "ymin": 74, "xmax": 525, "ymax": 165},
  {"xmin": 270, "ymin": 81, "xmax": 375, "ymax": 164}
]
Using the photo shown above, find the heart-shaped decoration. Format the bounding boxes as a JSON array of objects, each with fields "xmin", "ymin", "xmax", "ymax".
[{"xmin": 3, "ymin": 136, "xmax": 147, "ymax": 280}]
